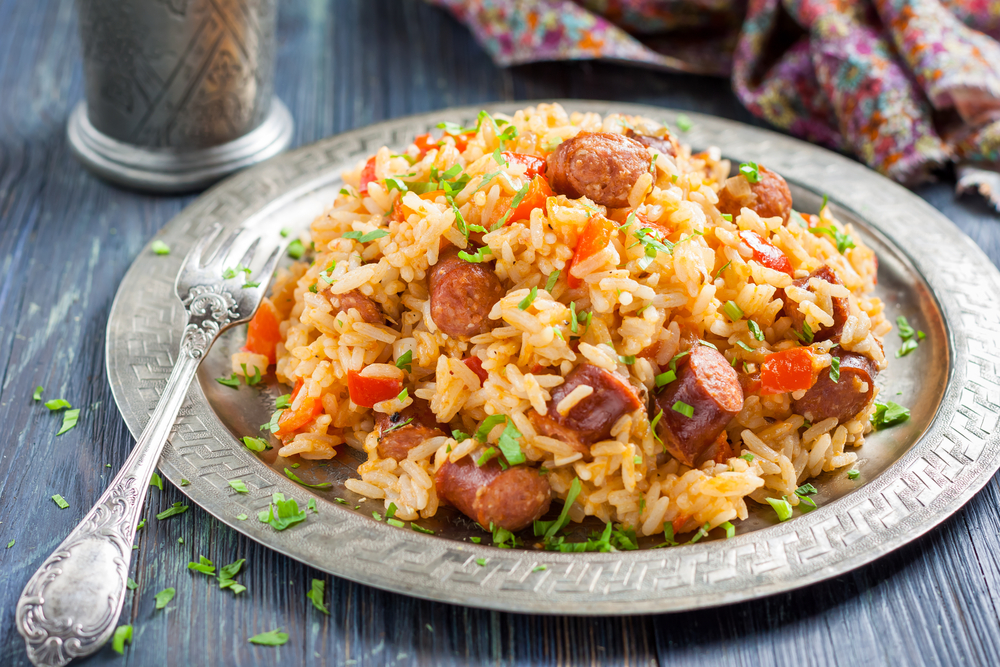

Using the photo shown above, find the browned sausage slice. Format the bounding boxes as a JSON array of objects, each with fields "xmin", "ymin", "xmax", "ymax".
[
  {"xmin": 321, "ymin": 288, "xmax": 383, "ymax": 324},
  {"xmin": 531, "ymin": 363, "xmax": 643, "ymax": 457},
  {"xmin": 717, "ymin": 164, "xmax": 793, "ymax": 224},
  {"xmin": 793, "ymin": 347, "xmax": 877, "ymax": 423},
  {"xmin": 435, "ymin": 455, "xmax": 551, "ymax": 531},
  {"xmin": 428, "ymin": 247, "xmax": 504, "ymax": 338},
  {"xmin": 375, "ymin": 399, "xmax": 445, "ymax": 461},
  {"xmin": 780, "ymin": 266, "xmax": 850, "ymax": 342},
  {"xmin": 546, "ymin": 132, "xmax": 652, "ymax": 208},
  {"xmin": 624, "ymin": 128, "xmax": 678, "ymax": 157},
  {"xmin": 652, "ymin": 345, "xmax": 744, "ymax": 467}
]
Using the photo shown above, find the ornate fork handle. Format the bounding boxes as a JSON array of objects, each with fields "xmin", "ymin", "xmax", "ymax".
[{"xmin": 15, "ymin": 289, "xmax": 235, "ymax": 667}]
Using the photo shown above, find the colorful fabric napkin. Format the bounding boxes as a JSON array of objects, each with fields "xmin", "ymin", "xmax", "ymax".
[{"xmin": 428, "ymin": 0, "xmax": 1000, "ymax": 200}]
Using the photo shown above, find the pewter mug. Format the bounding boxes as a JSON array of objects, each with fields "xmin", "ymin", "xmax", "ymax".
[{"xmin": 68, "ymin": 0, "xmax": 293, "ymax": 191}]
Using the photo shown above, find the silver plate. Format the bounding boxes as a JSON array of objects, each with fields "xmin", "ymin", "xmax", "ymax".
[{"xmin": 106, "ymin": 101, "xmax": 1000, "ymax": 615}]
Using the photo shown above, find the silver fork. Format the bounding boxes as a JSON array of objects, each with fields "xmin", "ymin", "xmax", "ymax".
[{"xmin": 15, "ymin": 224, "xmax": 282, "ymax": 667}]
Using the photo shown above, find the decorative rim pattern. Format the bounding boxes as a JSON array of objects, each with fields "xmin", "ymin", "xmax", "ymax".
[{"xmin": 105, "ymin": 102, "xmax": 1000, "ymax": 614}]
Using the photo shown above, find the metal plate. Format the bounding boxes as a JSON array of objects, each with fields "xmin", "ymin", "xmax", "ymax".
[{"xmin": 105, "ymin": 101, "xmax": 1000, "ymax": 615}]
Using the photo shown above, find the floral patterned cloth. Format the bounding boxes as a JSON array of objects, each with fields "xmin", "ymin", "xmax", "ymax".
[{"xmin": 428, "ymin": 0, "xmax": 1000, "ymax": 187}]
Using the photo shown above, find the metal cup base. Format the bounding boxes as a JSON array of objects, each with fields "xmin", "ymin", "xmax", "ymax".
[{"xmin": 67, "ymin": 98, "xmax": 295, "ymax": 193}]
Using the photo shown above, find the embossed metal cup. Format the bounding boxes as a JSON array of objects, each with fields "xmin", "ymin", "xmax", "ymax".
[{"xmin": 67, "ymin": 0, "xmax": 294, "ymax": 192}]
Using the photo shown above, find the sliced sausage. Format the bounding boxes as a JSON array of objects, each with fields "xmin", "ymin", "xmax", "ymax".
[
  {"xmin": 624, "ymin": 128, "xmax": 678, "ymax": 157},
  {"xmin": 779, "ymin": 266, "xmax": 849, "ymax": 342},
  {"xmin": 428, "ymin": 247, "xmax": 504, "ymax": 338},
  {"xmin": 717, "ymin": 164, "xmax": 793, "ymax": 224},
  {"xmin": 652, "ymin": 345, "xmax": 744, "ymax": 467},
  {"xmin": 321, "ymin": 288, "xmax": 382, "ymax": 324},
  {"xmin": 546, "ymin": 132, "xmax": 651, "ymax": 208},
  {"xmin": 793, "ymin": 348, "xmax": 877, "ymax": 423},
  {"xmin": 435, "ymin": 454, "xmax": 551, "ymax": 531},
  {"xmin": 531, "ymin": 363, "xmax": 643, "ymax": 457},
  {"xmin": 375, "ymin": 399, "xmax": 445, "ymax": 461}
]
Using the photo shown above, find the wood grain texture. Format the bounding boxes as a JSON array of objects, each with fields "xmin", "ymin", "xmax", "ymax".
[{"xmin": 0, "ymin": 0, "xmax": 998, "ymax": 665}]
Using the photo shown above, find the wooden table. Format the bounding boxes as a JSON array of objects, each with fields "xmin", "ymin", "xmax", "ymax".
[{"xmin": 2, "ymin": 0, "xmax": 999, "ymax": 665}]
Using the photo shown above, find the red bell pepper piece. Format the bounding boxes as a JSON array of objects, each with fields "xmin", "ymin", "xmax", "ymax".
[
  {"xmin": 347, "ymin": 370, "xmax": 403, "ymax": 408},
  {"xmin": 359, "ymin": 157, "xmax": 377, "ymax": 194},
  {"xmin": 501, "ymin": 152, "xmax": 547, "ymax": 178},
  {"xmin": 739, "ymin": 230, "xmax": 793, "ymax": 276},
  {"xmin": 413, "ymin": 132, "xmax": 436, "ymax": 156},
  {"xmin": 759, "ymin": 347, "xmax": 818, "ymax": 395},
  {"xmin": 463, "ymin": 357, "xmax": 489, "ymax": 385},
  {"xmin": 275, "ymin": 379, "xmax": 324, "ymax": 436},
  {"xmin": 244, "ymin": 297, "xmax": 282, "ymax": 365},
  {"xmin": 567, "ymin": 214, "xmax": 617, "ymax": 288}
]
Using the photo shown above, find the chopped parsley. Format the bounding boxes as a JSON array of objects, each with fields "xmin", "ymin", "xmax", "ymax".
[
  {"xmin": 45, "ymin": 398, "xmax": 70, "ymax": 411},
  {"xmin": 534, "ymin": 477, "xmax": 582, "ymax": 548},
  {"xmin": 476, "ymin": 558, "xmax": 488, "ymax": 567},
  {"xmin": 476, "ymin": 447, "xmax": 499, "ymax": 466},
  {"xmin": 112, "ymin": 625, "xmax": 132, "ymax": 654},
  {"xmin": 655, "ymin": 523, "xmax": 679, "ymax": 548},
  {"xmin": 739, "ymin": 162, "xmax": 760, "ymax": 183},
  {"xmin": 810, "ymin": 225, "xmax": 856, "ymax": 254},
  {"xmin": 723, "ymin": 300, "xmax": 743, "ymax": 321},
  {"xmin": 387, "ymin": 518, "xmax": 405, "ymax": 528},
  {"xmin": 222, "ymin": 264, "xmax": 251, "ymax": 280},
  {"xmin": 396, "ymin": 387, "xmax": 408, "ymax": 402},
  {"xmin": 545, "ymin": 270, "xmax": 560, "ymax": 292},
  {"xmin": 307, "ymin": 578, "xmax": 329, "ymax": 614},
  {"xmin": 249, "ymin": 630, "xmax": 289, "ymax": 646},
  {"xmin": 151, "ymin": 240, "xmax": 170, "ymax": 255},
  {"xmin": 470, "ymin": 536, "xmax": 482, "ymax": 544},
  {"xmin": 56, "ymin": 408, "xmax": 80, "ymax": 435},
  {"xmin": 242, "ymin": 436, "xmax": 269, "ymax": 453},
  {"xmin": 150, "ymin": 472, "xmax": 163, "ymax": 490},
  {"xmin": 649, "ymin": 409, "xmax": 664, "ymax": 444},
  {"xmin": 897, "ymin": 339, "xmax": 919, "ymax": 358},
  {"xmin": 671, "ymin": 401, "xmax": 694, "ymax": 418},
  {"xmin": 452, "ymin": 429, "xmax": 469, "ymax": 442},
  {"xmin": 284, "ymin": 468, "xmax": 333, "ymax": 489},
  {"xmin": 721, "ymin": 214, "xmax": 733, "ymax": 222},
  {"xmin": 218, "ymin": 558, "xmax": 247, "ymax": 594},
  {"xmin": 286, "ymin": 239, "xmax": 305, "ymax": 259},
  {"xmin": 229, "ymin": 480, "xmax": 249, "ymax": 494},
  {"xmin": 411, "ymin": 523, "xmax": 435, "ymax": 534},
  {"xmin": 188, "ymin": 555, "xmax": 216, "ymax": 575},
  {"xmin": 308, "ymin": 498, "xmax": 317, "ymax": 513},
  {"xmin": 236, "ymin": 514, "xmax": 248, "ymax": 521},
  {"xmin": 51, "ymin": 494, "xmax": 69, "ymax": 509},
  {"xmin": 154, "ymin": 588, "xmax": 175, "ymax": 610},
  {"xmin": 240, "ymin": 364, "xmax": 262, "ymax": 386},
  {"xmin": 766, "ymin": 496, "xmax": 793, "ymax": 522},
  {"xmin": 795, "ymin": 483, "xmax": 819, "ymax": 511},
  {"xmin": 569, "ymin": 302, "xmax": 579, "ymax": 333},
  {"xmin": 518, "ymin": 286, "xmax": 538, "ymax": 311},
  {"xmin": 748, "ymin": 320, "xmax": 764, "ymax": 341},
  {"xmin": 871, "ymin": 401, "xmax": 910, "ymax": 430},
  {"xmin": 533, "ymin": 565, "xmax": 547, "ymax": 572},
  {"xmin": 829, "ymin": 356, "xmax": 841, "ymax": 382},
  {"xmin": 156, "ymin": 502, "xmax": 189, "ymax": 520},
  {"xmin": 676, "ymin": 114, "xmax": 693, "ymax": 132},
  {"xmin": 395, "ymin": 350, "xmax": 413, "ymax": 373},
  {"xmin": 216, "ymin": 374, "xmax": 241, "ymax": 388},
  {"xmin": 688, "ymin": 522, "xmax": 711, "ymax": 544},
  {"xmin": 847, "ymin": 469, "xmax": 860, "ymax": 480},
  {"xmin": 457, "ymin": 246, "xmax": 493, "ymax": 263},
  {"xmin": 496, "ymin": 418, "xmax": 526, "ymax": 465},
  {"xmin": 495, "ymin": 180, "xmax": 531, "ymax": 229},
  {"xmin": 655, "ymin": 370, "xmax": 676, "ymax": 387},
  {"xmin": 792, "ymin": 321, "xmax": 814, "ymax": 345},
  {"xmin": 713, "ymin": 261, "xmax": 731, "ymax": 280},
  {"xmin": 275, "ymin": 393, "xmax": 291, "ymax": 409},
  {"xmin": 721, "ymin": 521, "xmax": 736, "ymax": 539},
  {"xmin": 475, "ymin": 414, "xmax": 507, "ymax": 442},
  {"xmin": 126, "ymin": 577, "xmax": 137, "ymax": 590},
  {"xmin": 258, "ymin": 492, "xmax": 308, "ymax": 531},
  {"xmin": 739, "ymin": 453, "xmax": 754, "ymax": 462},
  {"xmin": 33, "ymin": 386, "xmax": 43, "ymax": 401},
  {"xmin": 491, "ymin": 522, "xmax": 520, "ymax": 548},
  {"xmin": 343, "ymin": 229, "xmax": 389, "ymax": 243}
]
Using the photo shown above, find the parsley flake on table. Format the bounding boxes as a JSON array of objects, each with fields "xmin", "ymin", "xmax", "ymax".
[
  {"xmin": 6, "ymin": 538, "xmax": 14, "ymax": 549},
  {"xmin": 51, "ymin": 494, "xmax": 69, "ymax": 509},
  {"xmin": 229, "ymin": 479, "xmax": 249, "ymax": 494},
  {"xmin": 45, "ymin": 398, "xmax": 70, "ymax": 411},
  {"xmin": 258, "ymin": 492, "xmax": 308, "ymax": 530},
  {"xmin": 112, "ymin": 625, "xmax": 132, "ymax": 654},
  {"xmin": 32, "ymin": 386, "xmax": 43, "ymax": 401},
  {"xmin": 219, "ymin": 558, "xmax": 246, "ymax": 594},
  {"xmin": 127, "ymin": 577, "xmax": 137, "ymax": 590},
  {"xmin": 150, "ymin": 472, "xmax": 164, "ymax": 491},
  {"xmin": 56, "ymin": 408, "xmax": 80, "ymax": 435},
  {"xmin": 154, "ymin": 587, "xmax": 175, "ymax": 610},
  {"xmin": 150, "ymin": 240, "xmax": 170, "ymax": 255},
  {"xmin": 306, "ymin": 578, "xmax": 330, "ymax": 614},
  {"xmin": 156, "ymin": 502, "xmax": 189, "ymax": 520},
  {"xmin": 249, "ymin": 629, "xmax": 289, "ymax": 646},
  {"xmin": 188, "ymin": 555, "xmax": 216, "ymax": 576}
]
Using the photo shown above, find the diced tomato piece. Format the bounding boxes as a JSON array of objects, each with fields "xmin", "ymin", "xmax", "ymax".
[
  {"xmin": 567, "ymin": 214, "xmax": 617, "ymax": 288},
  {"xmin": 739, "ymin": 230, "xmax": 793, "ymax": 275},
  {"xmin": 632, "ymin": 211, "xmax": 671, "ymax": 237},
  {"xmin": 451, "ymin": 131, "xmax": 476, "ymax": 153},
  {"xmin": 413, "ymin": 132, "xmax": 436, "ymax": 156},
  {"xmin": 275, "ymin": 380, "xmax": 324, "ymax": 437},
  {"xmin": 671, "ymin": 515, "xmax": 689, "ymax": 534},
  {"xmin": 359, "ymin": 157, "xmax": 377, "ymax": 194},
  {"xmin": 463, "ymin": 357, "xmax": 489, "ymax": 385},
  {"xmin": 713, "ymin": 433, "xmax": 736, "ymax": 464},
  {"xmin": 759, "ymin": 347, "xmax": 818, "ymax": 395},
  {"xmin": 486, "ymin": 194, "xmax": 514, "ymax": 230},
  {"xmin": 502, "ymin": 152, "xmax": 547, "ymax": 178},
  {"xmin": 244, "ymin": 297, "xmax": 282, "ymax": 365},
  {"xmin": 347, "ymin": 370, "xmax": 403, "ymax": 408},
  {"xmin": 418, "ymin": 189, "xmax": 446, "ymax": 201}
]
